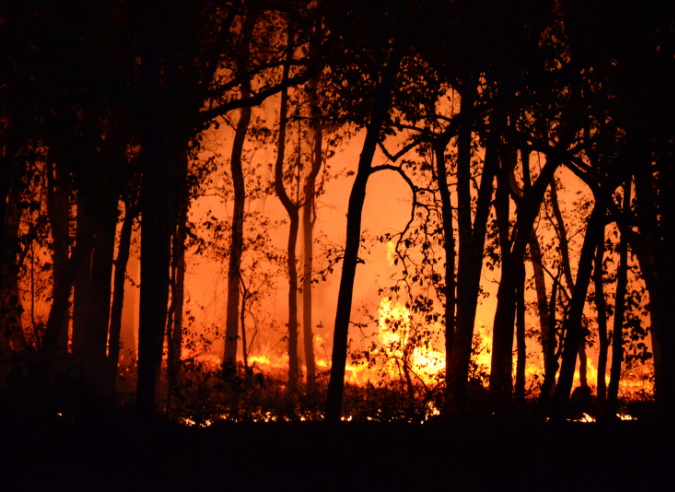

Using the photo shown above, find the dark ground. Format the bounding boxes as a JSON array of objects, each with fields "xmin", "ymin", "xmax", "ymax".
[{"xmin": 2, "ymin": 416, "xmax": 673, "ymax": 491}]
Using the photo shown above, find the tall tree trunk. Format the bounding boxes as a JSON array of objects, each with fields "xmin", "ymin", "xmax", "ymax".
[
  {"xmin": 167, "ymin": 190, "xmax": 188, "ymax": 403},
  {"xmin": 274, "ymin": 57, "xmax": 300, "ymax": 391},
  {"xmin": 302, "ymin": 82, "xmax": 322, "ymax": 391},
  {"xmin": 529, "ymin": 237, "xmax": 556, "ymax": 400},
  {"xmin": 71, "ymin": 199, "xmax": 92, "ymax": 355},
  {"xmin": 82, "ymin": 198, "xmax": 118, "ymax": 399},
  {"xmin": 594, "ymin": 236, "xmax": 609, "ymax": 411},
  {"xmin": 551, "ymin": 197, "xmax": 607, "ymax": 421},
  {"xmin": 606, "ymin": 182, "xmax": 631, "ymax": 418},
  {"xmin": 489, "ymin": 157, "xmax": 559, "ymax": 411},
  {"xmin": 433, "ymin": 135, "xmax": 456, "ymax": 401},
  {"xmin": 549, "ymin": 182, "xmax": 590, "ymax": 392},
  {"xmin": 222, "ymin": 11, "xmax": 255, "ymax": 375},
  {"xmin": 447, "ymin": 79, "xmax": 494, "ymax": 416},
  {"xmin": 540, "ymin": 269, "xmax": 562, "ymax": 411},
  {"xmin": 136, "ymin": 3, "xmax": 174, "ymax": 418},
  {"xmin": 489, "ymin": 121, "xmax": 515, "ymax": 412},
  {"xmin": 325, "ymin": 45, "xmax": 406, "ymax": 422},
  {"xmin": 46, "ymin": 156, "xmax": 71, "ymax": 352},
  {"xmin": 514, "ymin": 259, "xmax": 527, "ymax": 404},
  {"xmin": 42, "ymin": 233, "xmax": 94, "ymax": 356},
  {"xmin": 108, "ymin": 199, "xmax": 138, "ymax": 386},
  {"xmin": 222, "ymin": 103, "xmax": 252, "ymax": 374},
  {"xmin": 631, "ymin": 149, "xmax": 674, "ymax": 418}
]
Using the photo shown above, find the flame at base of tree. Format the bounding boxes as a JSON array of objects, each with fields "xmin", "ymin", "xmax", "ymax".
[{"xmin": 165, "ymin": 293, "xmax": 654, "ymax": 424}]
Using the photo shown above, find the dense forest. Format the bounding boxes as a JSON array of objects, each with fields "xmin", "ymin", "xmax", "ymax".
[{"xmin": 1, "ymin": 0, "xmax": 673, "ymax": 432}]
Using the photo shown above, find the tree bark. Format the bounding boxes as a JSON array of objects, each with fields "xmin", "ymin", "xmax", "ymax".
[
  {"xmin": 489, "ymin": 122, "xmax": 515, "ymax": 411},
  {"xmin": 514, "ymin": 259, "xmax": 527, "ymax": 404},
  {"xmin": 222, "ymin": 12, "xmax": 255, "ymax": 375},
  {"xmin": 606, "ymin": 182, "xmax": 631, "ymax": 418},
  {"xmin": 222, "ymin": 103, "xmax": 252, "ymax": 374},
  {"xmin": 108, "ymin": 199, "xmax": 138, "ymax": 387},
  {"xmin": 433, "ymin": 135, "xmax": 456, "ymax": 397},
  {"xmin": 489, "ymin": 157, "xmax": 559, "ymax": 411},
  {"xmin": 447, "ymin": 79, "xmax": 494, "ymax": 416},
  {"xmin": 136, "ymin": 3, "xmax": 175, "ymax": 418},
  {"xmin": 274, "ymin": 58, "xmax": 301, "ymax": 391},
  {"xmin": 45, "ymin": 155, "xmax": 71, "ymax": 352},
  {"xmin": 549, "ymin": 182, "xmax": 590, "ymax": 392},
  {"xmin": 594, "ymin": 237, "xmax": 609, "ymax": 409},
  {"xmin": 551, "ymin": 197, "xmax": 607, "ymax": 421},
  {"xmin": 167, "ymin": 189, "xmax": 188, "ymax": 403},
  {"xmin": 302, "ymin": 82, "xmax": 322, "ymax": 391},
  {"xmin": 325, "ymin": 45, "xmax": 406, "ymax": 422}
]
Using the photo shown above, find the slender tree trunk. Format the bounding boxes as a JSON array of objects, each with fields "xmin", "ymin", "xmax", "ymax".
[
  {"xmin": 606, "ymin": 182, "xmax": 631, "ymax": 418},
  {"xmin": 631, "ymin": 154, "xmax": 675, "ymax": 418},
  {"xmin": 529, "ymin": 237, "xmax": 555, "ymax": 396},
  {"xmin": 551, "ymin": 197, "xmax": 607, "ymax": 421},
  {"xmin": 46, "ymin": 156, "xmax": 71, "ymax": 351},
  {"xmin": 42, "ymin": 234, "xmax": 94, "ymax": 355},
  {"xmin": 539, "ymin": 269, "xmax": 561, "ymax": 411},
  {"xmin": 549, "ymin": 182, "xmax": 590, "ymax": 393},
  {"xmin": 490, "ymin": 157, "xmax": 559, "ymax": 411},
  {"xmin": 71, "ymin": 200, "xmax": 92, "ymax": 355},
  {"xmin": 433, "ymin": 136, "xmax": 456, "ymax": 399},
  {"xmin": 222, "ymin": 103, "xmax": 252, "ymax": 374},
  {"xmin": 167, "ymin": 191, "xmax": 188, "ymax": 402},
  {"xmin": 514, "ymin": 259, "xmax": 527, "ymax": 404},
  {"xmin": 274, "ymin": 58, "xmax": 300, "ymax": 391},
  {"xmin": 594, "ymin": 237, "xmax": 609, "ymax": 410},
  {"xmin": 302, "ymin": 82, "xmax": 322, "ymax": 391},
  {"xmin": 519, "ymin": 149, "xmax": 556, "ymax": 408},
  {"xmin": 108, "ymin": 200, "xmax": 137, "ymax": 386},
  {"xmin": 136, "ymin": 3, "xmax": 175, "ymax": 418},
  {"xmin": 325, "ymin": 45, "xmax": 406, "ymax": 422},
  {"xmin": 489, "ymin": 123, "xmax": 515, "ymax": 411},
  {"xmin": 447, "ymin": 79, "xmax": 493, "ymax": 416}
]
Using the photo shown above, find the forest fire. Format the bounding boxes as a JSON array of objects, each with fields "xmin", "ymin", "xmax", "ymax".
[{"xmin": 2, "ymin": 0, "xmax": 669, "ymax": 435}]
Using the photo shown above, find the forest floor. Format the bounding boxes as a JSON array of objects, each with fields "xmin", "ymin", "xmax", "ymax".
[{"xmin": 3, "ymin": 415, "xmax": 673, "ymax": 491}]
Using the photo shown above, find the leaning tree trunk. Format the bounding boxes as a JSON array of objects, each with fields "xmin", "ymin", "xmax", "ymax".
[
  {"xmin": 551, "ymin": 197, "xmax": 607, "ymax": 421},
  {"xmin": 108, "ymin": 199, "xmax": 138, "ymax": 387},
  {"xmin": 325, "ymin": 45, "xmax": 406, "ymax": 423},
  {"xmin": 489, "ymin": 156, "xmax": 559, "ymax": 411},
  {"xmin": 549, "ymin": 182, "xmax": 590, "ymax": 393}
]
